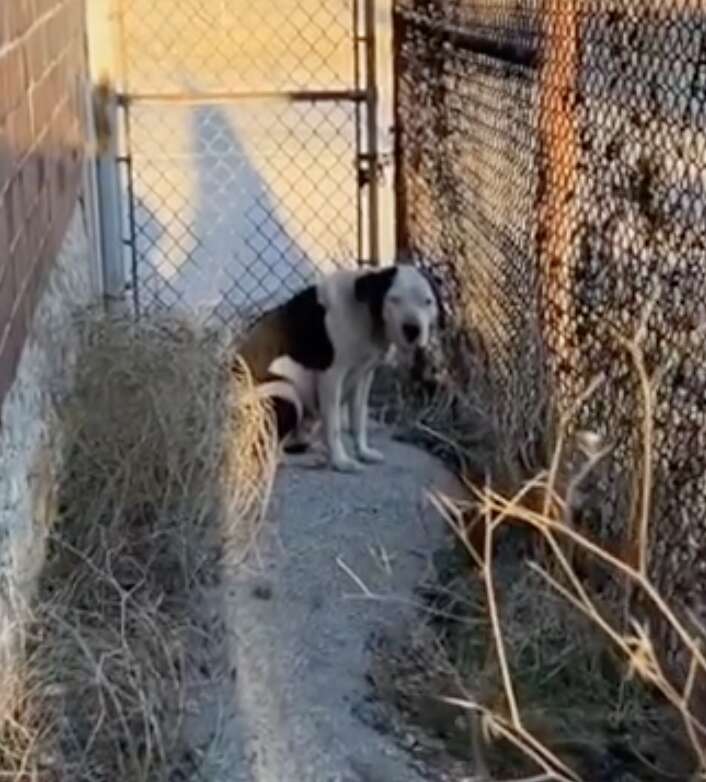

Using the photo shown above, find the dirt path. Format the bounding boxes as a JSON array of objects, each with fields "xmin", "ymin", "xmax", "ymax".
[{"xmin": 187, "ymin": 434, "xmax": 462, "ymax": 782}]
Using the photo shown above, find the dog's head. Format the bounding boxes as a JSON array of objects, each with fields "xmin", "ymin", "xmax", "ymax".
[{"xmin": 354, "ymin": 265, "xmax": 444, "ymax": 352}]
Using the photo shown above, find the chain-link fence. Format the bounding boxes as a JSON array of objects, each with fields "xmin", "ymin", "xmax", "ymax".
[
  {"xmin": 115, "ymin": 0, "xmax": 380, "ymax": 326},
  {"xmin": 394, "ymin": 1, "xmax": 544, "ymax": 432},
  {"xmin": 394, "ymin": 0, "xmax": 706, "ymax": 653}
]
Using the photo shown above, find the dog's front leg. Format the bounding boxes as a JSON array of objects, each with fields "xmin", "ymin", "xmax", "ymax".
[
  {"xmin": 344, "ymin": 387, "xmax": 383, "ymax": 435},
  {"xmin": 318, "ymin": 369, "xmax": 362, "ymax": 473},
  {"xmin": 351, "ymin": 367, "xmax": 384, "ymax": 464}
]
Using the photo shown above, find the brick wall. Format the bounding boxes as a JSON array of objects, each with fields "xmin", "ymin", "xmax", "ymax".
[{"xmin": 0, "ymin": 0, "xmax": 87, "ymax": 405}]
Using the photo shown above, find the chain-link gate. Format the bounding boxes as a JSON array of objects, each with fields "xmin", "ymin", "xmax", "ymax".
[{"xmin": 113, "ymin": 0, "xmax": 380, "ymax": 326}]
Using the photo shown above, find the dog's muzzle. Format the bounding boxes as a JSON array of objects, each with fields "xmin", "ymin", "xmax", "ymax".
[{"xmin": 402, "ymin": 322, "xmax": 421, "ymax": 344}]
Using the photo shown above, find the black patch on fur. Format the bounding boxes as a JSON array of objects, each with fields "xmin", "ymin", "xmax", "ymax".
[
  {"xmin": 354, "ymin": 267, "xmax": 398, "ymax": 335},
  {"xmin": 272, "ymin": 396, "xmax": 300, "ymax": 441},
  {"xmin": 280, "ymin": 285, "xmax": 334, "ymax": 371},
  {"xmin": 266, "ymin": 384, "xmax": 311, "ymax": 454}
]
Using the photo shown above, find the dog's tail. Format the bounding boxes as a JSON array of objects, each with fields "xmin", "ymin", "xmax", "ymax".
[{"xmin": 255, "ymin": 379, "xmax": 308, "ymax": 453}]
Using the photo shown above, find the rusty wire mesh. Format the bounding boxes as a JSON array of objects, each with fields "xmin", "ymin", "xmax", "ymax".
[
  {"xmin": 394, "ymin": 0, "xmax": 706, "ymax": 641},
  {"xmin": 117, "ymin": 0, "xmax": 368, "ymax": 326},
  {"xmin": 395, "ymin": 1, "xmax": 543, "ymax": 395}
]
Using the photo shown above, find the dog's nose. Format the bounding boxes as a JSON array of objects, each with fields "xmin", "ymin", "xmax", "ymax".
[{"xmin": 402, "ymin": 322, "xmax": 421, "ymax": 343}]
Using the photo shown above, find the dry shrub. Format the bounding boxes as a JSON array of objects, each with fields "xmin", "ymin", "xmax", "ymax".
[
  {"xmin": 386, "ymin": 308, "xmax": 706, "ymax": 780},
  {"xmin": 433, "ymin": 479, "xmax": 706, "ymax": 779},
  {"xmin": 0, "ymin": 314, "xmax": 276, "ymax": 781}
]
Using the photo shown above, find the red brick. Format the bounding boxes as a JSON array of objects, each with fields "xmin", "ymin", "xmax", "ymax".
[
  {"xmin": 65, "ymin": 72, "xmax": 79, "ymax": 131},
  {"xmin": 0, "ymin": 0, "xmax": 88, "ymax": 410},
  {"xmin": 29, "ymin": 77, "xmax": 51, "ymax": 137},
  {"xmin": 29, "ymin": 71, "xmax": 53, "ymax": 137},
  {"xmin": 46, "ymin": 7, "xmax": 67, "ymax": 64},
  {"xmin": 53, "ymin": 92, "xmax": 71, "ymax": 143},
  {"xmin": 0, "ymin": 125, "xmax": 12, "ymax": 196},
  {"xmin": 0, "ymin": 46, "xmax": 28, "ymax": 122},
  {"xmin": 6, "ymin": 98, "xmax": 32, "ymax": 166},
  {"xmin": 32, "ymin": 56, "xmax": 65, "ymax": 135},
  {"xmin": 0, "ymin": 6, "xmax": 8, "ymax": 49},
  {"xmin": 6, "ymin": 0, "xmax": 34, "ymax": 39},
  {"xmin": 72, "ymin": 0, "xmax": 86, "ymax": 40},
  {"xmin": 25, "ymin": 22, "xmax": 49, "ymax": 85},
  {"xmin": 38, "ymin": 61, "xmax": 61, "ymax": 129},
  {"xmin": 61, "ymin": 1, "xmax": 75, "ymax": 42},
  {"xmin": 65, "ymin": 37, "xmax": 83, "ymax": 84},
  {"xmin": 46, "ymin": 95, "xmax": 67, "ymax": 153},
  {"xmin": 51, "ymin": 54, "xmax": 67, "ymax": 102},
  {"xmin": 33, "ymin": 0, "xmax": 59, "ymax": 20}
]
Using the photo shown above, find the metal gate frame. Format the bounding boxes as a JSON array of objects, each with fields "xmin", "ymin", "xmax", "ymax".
[{"xmin": 110, "ymin": 0, "xmax": 381, "ymax": 319}]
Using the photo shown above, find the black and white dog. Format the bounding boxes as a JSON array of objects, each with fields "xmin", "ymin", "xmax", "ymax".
[{"xmin": 238, "ymin": 264, "xmax": 444, "ymax": 472}]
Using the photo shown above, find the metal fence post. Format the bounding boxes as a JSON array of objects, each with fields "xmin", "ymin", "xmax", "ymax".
[
  {"xmin": 391, "ymin": 5, "xmax": 409, "ymax": 261},
  {"xmin": 85, "ymin": 0, "xmax": 126, "ymax": 307},
  {"xmin": 365, "ymin": 0, "xmax": 381, "ymax": 266},
  {"xmin": 537, "ymin": 0, "xmax": 580, "ymax": 401}
]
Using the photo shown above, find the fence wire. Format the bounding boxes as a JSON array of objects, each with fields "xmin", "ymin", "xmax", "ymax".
[
  {"xmin": 119, "ymin": 0, "xmax": 355, "ymax": 95},
  {"xmin": 117, "ymin": 0, "xmax": 372, "ymax": 326},
  {"xmin": 394, "ymin": 0, "xmax": 706, "ymax": 652}
]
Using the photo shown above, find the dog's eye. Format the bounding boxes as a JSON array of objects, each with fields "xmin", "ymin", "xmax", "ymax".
[
  {"xmin": 389, "ymin": 295, "xmax": 402, "ymax": 305},
  {"xmin": 424, "ymin": 298, "xmax": 434, "ymax": 306}
]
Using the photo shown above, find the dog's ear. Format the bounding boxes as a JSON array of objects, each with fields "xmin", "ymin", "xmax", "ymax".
[
  {"xmin": 420, "ymin": 267, "xmax": 447, "ymax": 330},
  {"xmin": 354, "ymin": 267, "xmax": 398, "ymax": 328}
]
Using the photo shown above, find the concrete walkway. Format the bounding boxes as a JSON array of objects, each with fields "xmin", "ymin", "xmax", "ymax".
[{"xmin": 186, "ymin": 434, "xmax": 460, "ymax": 782}]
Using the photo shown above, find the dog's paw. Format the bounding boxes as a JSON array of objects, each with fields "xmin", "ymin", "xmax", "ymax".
[
  {"xmin": 331, "ymin": 455, "xmax": 364, "ymax": 473},
  {"xmin": 357, "ymin": 446, "xmax": 385, "ymax": 464}
]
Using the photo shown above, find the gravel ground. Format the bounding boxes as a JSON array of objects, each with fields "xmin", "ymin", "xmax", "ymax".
[{"xmin": 185, "ymin": 432, "xmax": 465, "ymax": 782}]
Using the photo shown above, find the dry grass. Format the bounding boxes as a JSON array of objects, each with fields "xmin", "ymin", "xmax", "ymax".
[
  {"xmin": 381, "ymin": 307, "xmax": 706, "ymax": 781},
  {"xmin": 0, "ymin": 314, "xmax": 276, "ymax": 781}
]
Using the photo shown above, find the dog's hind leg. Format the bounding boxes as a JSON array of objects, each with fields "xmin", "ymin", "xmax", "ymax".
[
  {"xmin": 272, "ymin": 396, "xmax": 304, "ymax": 447},
  {"xmin": 256, "ymin": 380, "xmax": 308, "ymax": 454}
]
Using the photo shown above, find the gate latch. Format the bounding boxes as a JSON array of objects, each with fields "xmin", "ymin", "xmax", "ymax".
[{"xmin": 358, "ymin": 150, "xmax": 393, "ymax": 188}]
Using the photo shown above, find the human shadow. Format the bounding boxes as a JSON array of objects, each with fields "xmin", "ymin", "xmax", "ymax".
[
  {"xmin": 127, "ymin": 102, "xmax": 319, "ymax": 328},
  {"xmin": 187, "ymin": 104, "xmax": 318, "ymax": 326},
  {"xmin": 134, "ymin": 106, "xmax": 316, "ymax": 325}
]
